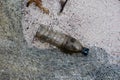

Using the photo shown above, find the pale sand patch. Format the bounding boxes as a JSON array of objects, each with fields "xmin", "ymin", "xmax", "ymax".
[{"xmin": 22, "ymin": 0, "xmax": 120, "ymax": 64}]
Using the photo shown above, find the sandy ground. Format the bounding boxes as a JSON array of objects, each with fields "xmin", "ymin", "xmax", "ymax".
[{"xmin": 22, "ymin": 0, "xmax": 120, "ymax": 64}]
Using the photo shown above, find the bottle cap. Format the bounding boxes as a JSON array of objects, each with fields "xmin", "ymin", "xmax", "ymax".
[{"xmin": 81, "ymin": 47, "xmax": 89, "ymax": 56}]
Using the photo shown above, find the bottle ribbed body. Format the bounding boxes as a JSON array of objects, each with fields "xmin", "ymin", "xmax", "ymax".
[{"xmin": 36, "ymin": 25, "xmax": 67, "ymax": 48}]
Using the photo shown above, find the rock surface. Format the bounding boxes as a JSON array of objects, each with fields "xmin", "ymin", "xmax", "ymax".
[{"xmin": 0, "ymin": 0, "xmax": 120, "ymax": 80}]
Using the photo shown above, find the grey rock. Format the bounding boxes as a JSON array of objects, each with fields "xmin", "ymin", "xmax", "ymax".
[
  {"xmin": 0, "ymin": 72, "xmax": 10, "ymax": 80},
  {"xmin": 0, "ymin": 0, "xmax": 119, "ymax": 80}
]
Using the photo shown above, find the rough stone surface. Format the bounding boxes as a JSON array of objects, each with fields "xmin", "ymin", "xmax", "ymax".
[{"xmin": 0, "ymin": 0, "xmax": 120, "ymax": 80}]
